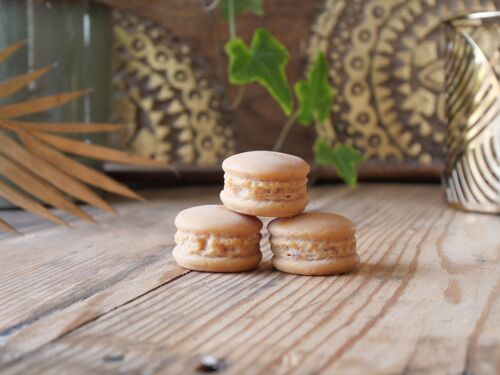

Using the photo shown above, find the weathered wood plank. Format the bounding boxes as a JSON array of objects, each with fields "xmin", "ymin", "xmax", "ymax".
[
  {"xmin": 0, "ymin": 186, "xmax": 350, "ymax": 367},
  {"xmin": 3, "ymin": 185, "xmax": 497, "ymax": 374},
  {"xmin": 0, "ymin": 187, "xmax": 224, "ymax": 364}
]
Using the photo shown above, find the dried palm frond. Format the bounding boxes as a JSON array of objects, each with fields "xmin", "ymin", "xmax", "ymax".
[{"xmin": 0, "ymin": 41, "xmax": 165, "ymax": 233}]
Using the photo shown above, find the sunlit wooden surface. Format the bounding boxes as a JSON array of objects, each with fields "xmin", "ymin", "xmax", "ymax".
[{"xmin": 0, "ymin": 185, "xmax": 498, "ymax": 374}]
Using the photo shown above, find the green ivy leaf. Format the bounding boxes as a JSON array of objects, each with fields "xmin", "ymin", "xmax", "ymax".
[
  {"xmin": 225, "ymin": 28, "xmax": 293, "ymax": 115},
  {"xmin": 295, "ymin": 52, "xmax": 333, "ymax": 126},
  {"xmin": 314, "ymin": 138, "xmax": 364, "ymax": 187},
  {"xmin": 221, "ymin": 0, "xmax": 264, "ymax": 20}
]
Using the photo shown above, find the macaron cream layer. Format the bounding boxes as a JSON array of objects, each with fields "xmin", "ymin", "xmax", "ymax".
[
  {"xmin": 175, "ymin": 231, "xmax": 261, "ymax": 258},
  {"xmin": 270, "ymin": 236, "xmax": 356, "ymax": 261},
  {"xmin": 224, "ymin": 174, "xmax": 307, "ymax": 201}
]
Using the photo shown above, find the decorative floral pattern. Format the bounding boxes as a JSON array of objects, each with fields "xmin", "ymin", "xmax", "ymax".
[
  {"xmin": 112, "ymin": 11, "xmax": 235, "ymax": 165},
  {"xmin": 308, "ymin": 0, "xmax": 497, "ymax": 165}
]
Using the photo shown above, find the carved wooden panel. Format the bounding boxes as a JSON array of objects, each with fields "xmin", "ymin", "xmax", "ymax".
[
  {"xmin": 97, "ymin": 0, "xmax": 500, "ymax": 180},
  {"xmin": 112, "ymin": 11, "xmax": 235, "ymax": 166},
  {"xmin": 308, "ymin": 0, "xmax": 498, "ymax": 166}
]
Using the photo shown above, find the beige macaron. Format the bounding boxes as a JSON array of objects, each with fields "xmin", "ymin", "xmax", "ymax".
[
  {"xmin": 268, "ymin": 212, "xmax": 359, "ymax": 275},
  {"xmin": 173, "ymin": 205, "xmax": 263, "ymax": 272},
  {"xmin": 220, "ymin": 151, "xmax": 310, "ymax": 217}
]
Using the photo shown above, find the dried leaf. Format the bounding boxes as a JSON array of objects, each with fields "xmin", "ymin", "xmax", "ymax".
[
  {"xmin": 0, "ymin": 217, "xmax": 18, "ymax": 234},
  {"xmin": 0, "ymin": 40, "xmax": 158, "ymax": 233},
  {"xmin": 0, "ymin": 119, "xmax": 125, "ymax": 133},
  {"xmin": 20, "ymin": 133, "xmax": 142, "ymax": 200},
  {"xmin": 0, "ymin": 89, "xmax": 90, "ymax": 119},
  {"xmin": 31, "ymin": 131, "xmax": 165, "ymax": 167},
  {"xmin": 0, "ymin": 180, "xmax": 68, "ymax": 226},
  {"xmin": 0, "ymin": 154, "xmax": 95, "ymax": 223},
  {"xmin": 0, "ymin": 65, "xmax": 52, "ymax": 100},
  {"xmin": 0, "ymin": 40, "xmax": 25, "ymax": 64},
  {"xmin": 0, "ymin": 133, "xmax": 115, "ymax": 213}
]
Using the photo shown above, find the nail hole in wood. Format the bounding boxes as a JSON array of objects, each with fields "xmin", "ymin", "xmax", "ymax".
[{"xmin": 196, "ymin": 355, "xmax": 227, "ymax": 372}]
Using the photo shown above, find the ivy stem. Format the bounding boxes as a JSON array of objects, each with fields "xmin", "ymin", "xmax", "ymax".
[
  {"xmin": 203, "ymin": 0, "xmax": 221, "ymax": 11},
  {"xmin": 228, "ymin": 0, "xmax": 236, "ymax": 39},
  {"xmin": 273, "ymin": 110, "xmax": 300, "ymax": 152},
  {"xmin": 228, "ymin": 85, "xmax": 246, "ymax": 109}
]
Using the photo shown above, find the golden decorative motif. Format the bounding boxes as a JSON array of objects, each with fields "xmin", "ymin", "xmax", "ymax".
[
  {"xmin": 308, "ymin": 0, "xmax": 497, "ymax": 165},
  {"xmin": 112, "ymin": 11, "xmax": 235, "ymax": 166},
  {"xmin": 443, "ymin": 12, "xmax": 500, "ymax": 213}
]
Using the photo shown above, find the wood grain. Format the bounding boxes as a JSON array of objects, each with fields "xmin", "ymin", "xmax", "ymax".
[{"xmin": 0, "ymin": 185, "xmax": 498, "ymax": 374}]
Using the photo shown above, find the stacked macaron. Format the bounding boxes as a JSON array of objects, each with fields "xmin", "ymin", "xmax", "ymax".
[{"xmin": 173, "ymin": 151, "xmax": 359, "ymax": 275}]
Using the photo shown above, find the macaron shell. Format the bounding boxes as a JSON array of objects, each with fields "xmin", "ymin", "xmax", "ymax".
[
  {"xmin": 175, "ymin": 205, "xmax": 262, "ymax": 235},
  {"xmin": 220, "ymin": 189, "xmax": 308, "ymax": 217},
  {"xmin": 222, "ymin": 151, "xmax": 310, "ymax": 180},
  {"xmin": 268, "ymin": 212, "xmax": 355, "ymax": 240},
  {"xmin": 173, "ymin": 247, "xmax": 262, "ymax": 272},
  {"xmin": 272, "ymin": 254, "xmax": 359, "ymax": 276}
]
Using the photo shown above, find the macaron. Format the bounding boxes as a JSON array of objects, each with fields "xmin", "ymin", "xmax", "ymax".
[
  {"xmin": 220, "ymin": 151, "xmax": 310, "ymax": 217},
  {"xmin": 173, "ymin": 205, "xmax": 263, "ymax": 272},
  {"xmin": 268, "ymin": 212, "xmax": 359, "ymax": 275}
]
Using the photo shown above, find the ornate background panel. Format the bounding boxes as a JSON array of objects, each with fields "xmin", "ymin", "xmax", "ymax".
[
  {"xmin": 95, "ymin": 0, "xmax": 500, "ymax": 181},
  {"xmin": 308, "ymin": 0, "xmax": 499, "ymax": 167},
  {"xmin": 112, "ymin": 11, "xmax": 235, "ymax": 166}
]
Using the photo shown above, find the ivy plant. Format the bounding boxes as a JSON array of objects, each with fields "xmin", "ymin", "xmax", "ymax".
[
  {"xmin": 206, "ymin": 0, "xmax": 363, "ymax": 186},
  {"xmin": 225, "ymin": 28, "xmax": 293, "ymax": 115}
]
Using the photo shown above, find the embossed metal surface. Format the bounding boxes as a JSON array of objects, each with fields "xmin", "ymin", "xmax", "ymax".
[
  {"xmin": 308, "ymin": 0, "xmax": 498, "ymax": 166},
  {"xmin": 112, "ymin": 11, "xmax": 235, "ymax": 165},
  {"xmin": 443, "ymin": 12, "xmax": 500, "ymax": 213}
]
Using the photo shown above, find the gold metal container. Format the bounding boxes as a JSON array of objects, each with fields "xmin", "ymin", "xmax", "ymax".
[{"xmin": 443, "ymin": 12, "xmax": 500, "ymax": 214}]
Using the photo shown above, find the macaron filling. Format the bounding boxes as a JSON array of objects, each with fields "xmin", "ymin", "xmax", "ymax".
[
  {"xmin": 175, "ymin": 230, "xmax": 261, "ymax": 258},
  {"xmin": 270, "ymin": 236, "xmax": 356, "ymax": 261},
  {"xmin": 224, "ymin": 175, "xmax": 307, "ymax": 201}
]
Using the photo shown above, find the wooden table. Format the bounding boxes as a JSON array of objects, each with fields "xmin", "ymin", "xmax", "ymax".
[{"xmin": 0, "ymin": 184, "xmax": 498, "ymax": 374}]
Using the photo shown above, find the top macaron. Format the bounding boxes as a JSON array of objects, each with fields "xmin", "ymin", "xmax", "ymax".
[{"xmin": 220, "ymin": 151, "xmax": 310, "ymax": 217}]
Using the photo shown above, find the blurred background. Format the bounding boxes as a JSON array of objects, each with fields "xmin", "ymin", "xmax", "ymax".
[{"xmin": 0, "ymin": 0, "xmax": 499, "ymax": 188}]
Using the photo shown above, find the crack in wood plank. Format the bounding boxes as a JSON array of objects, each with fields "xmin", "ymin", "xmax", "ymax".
[
  {"xmin": 251, "ymin": 193, "xmax": 442, "ymax": 374},
  {"xmin": 316, "ymin": 206, "xmax": 446, "ymax": 372},
  {"xmin": 0, "ymin": 251, "xmax": 163, "ymax": 338},
  {"xmin": 0, "ymin": 257, "xmax": 190, "ymax": 368},
  {"xmin": 463, "ymin": 278, "xmax": 500, "ymax": 375},
  {"xmin": 436, "ymin": 210, "xmax": 475, "ymax": 275}
]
